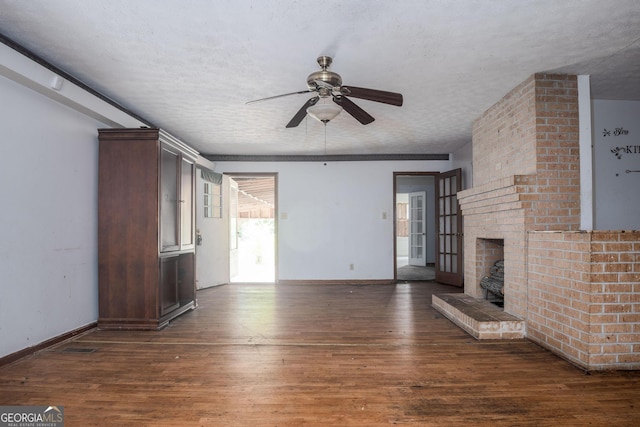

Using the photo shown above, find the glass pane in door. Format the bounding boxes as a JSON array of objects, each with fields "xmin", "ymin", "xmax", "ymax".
[
  {"xmin": 180, "ymin": 158, "xmax": 194, "ymax": 247},
  {"xmin": 409, "ymin": 192, "xmax": 427, "ymax": 266},
  {"xmin": 160, "ymin": 147, "xmax": 179, "ymax": 251}
]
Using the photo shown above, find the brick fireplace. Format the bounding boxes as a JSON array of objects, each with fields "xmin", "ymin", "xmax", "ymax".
[
  {"xmin": 459, "ymin": 73, "xmax": 582, "ymax": 318},
  {"xmin": 434, "ymin": 73, "xmax": 640, "ymax": 370}
]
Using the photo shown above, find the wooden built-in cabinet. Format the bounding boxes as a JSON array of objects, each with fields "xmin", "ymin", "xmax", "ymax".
[{"xmin": 98, "ymin": 128, "xmax": 198, "ymax": 330}]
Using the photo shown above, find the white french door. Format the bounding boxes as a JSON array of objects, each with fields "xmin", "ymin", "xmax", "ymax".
[
  {"xmin": 408, "ymin": 191, "xmax": 427, "ymax": 266},
  {"xmin": 229, "ymin": 179, "xmax": 239, "ymax": 280}
]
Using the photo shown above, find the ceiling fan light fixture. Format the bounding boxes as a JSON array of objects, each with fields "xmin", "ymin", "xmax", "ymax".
[{"xmin": 306, "ymin": 103, "xmax": 342, "ymax": 124}]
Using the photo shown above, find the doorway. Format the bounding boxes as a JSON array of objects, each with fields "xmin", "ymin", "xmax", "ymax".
[
  {"xmin": 393, "ymin": 170, "xmax": 463, "ymax": 285},
  {"xmin": 228, "ymin": 174, "xmax": 277, "ymax": 283},
  {"xmin": 394, "ymin": 174, "xmax": 436, "ymax": 282}
]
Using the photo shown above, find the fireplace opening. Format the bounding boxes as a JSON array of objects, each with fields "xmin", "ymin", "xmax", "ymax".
[{"xmin": 476, "ymin": 238, "xmax": 504, "ymax": 308}]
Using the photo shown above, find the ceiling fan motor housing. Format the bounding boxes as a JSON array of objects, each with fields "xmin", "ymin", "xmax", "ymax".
[{"xmin": 307, "ymin": 56, "xmax": 342, "ymax": 92}]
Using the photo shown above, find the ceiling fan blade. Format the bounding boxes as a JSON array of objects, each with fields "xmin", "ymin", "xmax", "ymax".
[
  {"xmin": 246, "ymin": 90, "xmax": 313, "ymax": 105},
  {"xmin": 340, "ymin": 86, "xmax": 403, "ymax": 106},
  {"xmin": 286, "ymin": 96, "xmax": 319, "ymax": 128},
  {"xmin": 332, "ymin": 95, "xmax": 374, "ymax": 125}
]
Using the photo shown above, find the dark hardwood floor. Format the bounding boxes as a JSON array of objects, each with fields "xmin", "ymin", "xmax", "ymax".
[{"xmin": 1, "ymin": 282, "xmax": 639, "ymax": 426}]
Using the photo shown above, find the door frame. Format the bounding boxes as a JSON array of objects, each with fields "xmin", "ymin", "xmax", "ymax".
[
  {"xmin": 393, "ymin": 172, "xmax": 438, "ymax": 281},
  {"xmin": 225, "ymin": 172, "xmax": 278, "ymax": 284},
  {"xmin": 393, "ymin": 171, "xmax": 463, "ymax": 284},
  {"xmin": 228, "ymin": 178, "xmax": 239, "ymax": 280}
]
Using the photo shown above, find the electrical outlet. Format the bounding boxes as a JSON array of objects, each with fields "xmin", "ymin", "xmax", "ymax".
[{"xmin": 349, "ymin": 263, "xmax": 354, "ymax": 270}]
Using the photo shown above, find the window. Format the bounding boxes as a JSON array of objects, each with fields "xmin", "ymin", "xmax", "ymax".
[{"xmin": 204, "ymin": 182, "xmax": 222, "ymax": 218}]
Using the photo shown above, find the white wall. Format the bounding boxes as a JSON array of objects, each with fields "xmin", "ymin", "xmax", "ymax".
[
  {"xmin": 451, "ymin": 141, "xmax": 473, "ymax": 190},
  {"xmin": 213, "ymin": 160, "xmax": 451, "ymax": 281},
  {"xmin": 0, "ymin": 75, "xmax": 109, "ymax": 357},
  {"xmin": 593, "ymin": 100, "xmax": 640, "ymax": 230},
  {"xmin": 0, "ymin": 43, "xmax": 147, "ymax": 359}
]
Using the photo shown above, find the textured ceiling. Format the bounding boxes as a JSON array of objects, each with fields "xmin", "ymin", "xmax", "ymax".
[{"xmin": 1, "ymin": 0, "xmax": 639, "ymax": 157}]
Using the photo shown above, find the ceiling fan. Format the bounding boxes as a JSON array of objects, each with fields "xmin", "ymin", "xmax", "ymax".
[{"xmin": 246, "ymin": 56, "xmax": 403, "ymax": 128}]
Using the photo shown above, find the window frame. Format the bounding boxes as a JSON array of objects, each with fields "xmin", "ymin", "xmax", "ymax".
[{"xmin": 203, "ymin": 181, "xmax": 222, "ymax": 219}]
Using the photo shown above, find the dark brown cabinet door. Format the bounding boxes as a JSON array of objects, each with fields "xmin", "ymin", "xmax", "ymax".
[
  {"xmin": 160, "ymin": 257, "xmax": 180, "ymax": 316},
  {"xmin": 160, "ymin": 145, "xmax": 195, "ymax": 252}
]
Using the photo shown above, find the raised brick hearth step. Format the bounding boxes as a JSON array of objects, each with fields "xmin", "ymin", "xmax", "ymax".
[{"xmin": 432, "ymin": 293, "xmax": 525, "ymax": 340}]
